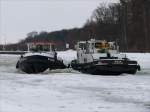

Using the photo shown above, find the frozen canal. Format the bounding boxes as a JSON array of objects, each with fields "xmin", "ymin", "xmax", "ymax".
[{"xmin": 0, "ymin": 51, "xmax": 150, "ymax": 112}]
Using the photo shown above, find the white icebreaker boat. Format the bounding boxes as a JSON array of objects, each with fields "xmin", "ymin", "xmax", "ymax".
[{"xmin": 71, "ymin": 39, "xmax": 141, "ymax": 75}]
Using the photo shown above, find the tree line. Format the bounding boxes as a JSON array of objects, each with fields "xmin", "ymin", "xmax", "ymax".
[{"xmin": 1, "ymin": 0, "xmax": 150, "ymax": 52}]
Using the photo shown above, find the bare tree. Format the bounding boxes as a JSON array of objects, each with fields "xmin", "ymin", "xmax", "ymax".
[{"xmin": 91, "ymin": 3, "xmax": 120, "ymax": 24}]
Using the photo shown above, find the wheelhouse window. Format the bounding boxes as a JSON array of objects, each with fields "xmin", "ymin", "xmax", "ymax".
[
  {"xmin": 79, "ymin": 43, "xmax": 86, "ymax": 50},
  {"xmin": 95, "ymin": 42, "xmax": 102, "ymax": 49},
  {"xmin": 29, "ymin": 44, "xmax": 55, "ymax": 52},
  {"xmin": 95, "ymin": 42, "xmax": 109, "ymax": 49}
]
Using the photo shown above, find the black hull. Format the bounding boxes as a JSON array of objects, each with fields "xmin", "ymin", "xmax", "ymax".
[
  {"xmin": 71, "ymin": 60, "xmax": 140, "ymax": 75},
  {"xmin": 16, "ymin": 55, "xmax": 66, "ymax": 74}
]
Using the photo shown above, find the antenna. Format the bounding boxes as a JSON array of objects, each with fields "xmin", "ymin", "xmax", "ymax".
[{"xmin": 2, "ymin": 36, "xmax": 6, "ymax": 51}]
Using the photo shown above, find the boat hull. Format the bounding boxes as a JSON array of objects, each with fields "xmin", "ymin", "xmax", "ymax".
[
  {"xmin": 71, "ymin": 60, "xmax": 140, "ymax": 75},
  {"xmin": 16, "ymin": 55, "xmax": 66, "ymax": 74}
]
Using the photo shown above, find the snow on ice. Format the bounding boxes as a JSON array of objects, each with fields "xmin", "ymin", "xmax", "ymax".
[{"xmin": 0, "ymin": 50, "xmax": 150, "ymax": 112}]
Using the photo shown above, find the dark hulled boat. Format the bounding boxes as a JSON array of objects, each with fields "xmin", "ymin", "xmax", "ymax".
[
  {"xmin": 16, "ymin": 42, "xmax": 66, "ymax": 74},
  {"xmin": 71, "ymin": 58, "xmax": 140, "ymax": 75},
  {"xmin": 71, "ymin": 39, "xmax": 141, "ymax": 75}
]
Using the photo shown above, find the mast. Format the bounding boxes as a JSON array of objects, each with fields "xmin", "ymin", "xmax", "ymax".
[
  {"xmin": 2, "ymin": 37, "xmax": 6, "ymax": 51},
  {"xmin": 27, "ymin": 43, "xmax": 30, "ymax": 52}
]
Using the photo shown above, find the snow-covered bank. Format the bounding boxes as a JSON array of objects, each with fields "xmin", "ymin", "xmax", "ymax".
[{"xmin": 0, "ymin": 51, "xmax": 150, "ymax": 112}]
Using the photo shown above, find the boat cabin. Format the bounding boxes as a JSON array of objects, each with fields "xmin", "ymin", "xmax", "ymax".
[
  {"xmin": 76, "ymin": 39, "xmax": 118, "ymax": 54},
  {"xmin": 27, "ymin": 42, "xmax": 55, "ymax": 52},
  {"xmin": 75, "ymin": 39, "xmax": 124, "ymax": 64}
]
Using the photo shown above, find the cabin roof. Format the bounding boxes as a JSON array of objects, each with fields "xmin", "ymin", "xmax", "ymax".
[{"xmin": 27, "ymin": 41, "xmax": 55, "ymax": 45}]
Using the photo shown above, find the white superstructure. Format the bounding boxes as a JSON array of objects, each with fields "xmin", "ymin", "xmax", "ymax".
[{"xmin": 76, "ymin": 39, "xmax": 126, "ymax": 64}]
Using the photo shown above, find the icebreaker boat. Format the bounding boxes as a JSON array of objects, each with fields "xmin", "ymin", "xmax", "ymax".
[
  {"xmin": 71, "ymin": 39, "xmax": 141, "ymax": 75},
  {"xmin": 16, "ymin": 42, "xmax": 66, "ymax": 74}
]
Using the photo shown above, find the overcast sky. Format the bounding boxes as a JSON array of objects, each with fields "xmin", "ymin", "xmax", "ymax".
[{"xmin": 0, "ymin": 0, "xmax": 119, "ymax": 44}]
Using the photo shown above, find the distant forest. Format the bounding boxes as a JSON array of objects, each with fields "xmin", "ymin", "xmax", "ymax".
[{"xmin": 2, "ymin": 0, "xmax": 150, "ymax": 52}]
